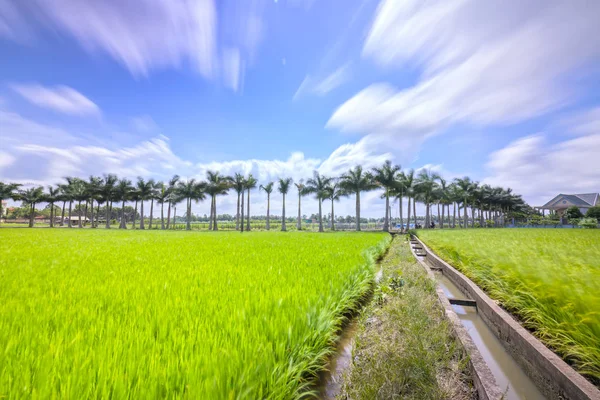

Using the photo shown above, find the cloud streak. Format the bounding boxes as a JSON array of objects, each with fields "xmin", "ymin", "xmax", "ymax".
[
  {"xmin": 328, "ymin": 0, "xmax": 600, "ymax": 139},
  {"xmin": 11, "ymin": 83, "xmax": 101, "ymax": 116}
]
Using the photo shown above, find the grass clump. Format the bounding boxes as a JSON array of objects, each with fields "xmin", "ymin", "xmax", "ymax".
[
  {"xmin": 417, "ymin": 228, "xmax": 600, "ymax": 384},
  {"xmin": 0, "ymin": 229, "xmax": 389, "ymax": 399},
  {"xmin": 338, "ymin": 237, "xmax": 474, "ymax": 400}
]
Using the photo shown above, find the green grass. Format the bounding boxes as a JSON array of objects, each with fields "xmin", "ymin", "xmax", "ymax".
[
  {"xmin": 339, "ymin": 237, "xmax": 473, "ymax": 399},
  {"xmin": 0, "ymin": 229, "xmax": 389, "ymax": 398},
  {"xmin": 417, "ymin": 228, "xmax": 600, "ymax": 383}
]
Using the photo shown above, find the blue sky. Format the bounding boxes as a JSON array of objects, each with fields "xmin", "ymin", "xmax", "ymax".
[{"xmin": 1, "ymin": 0, "xmax": 599, "ymax": 217}]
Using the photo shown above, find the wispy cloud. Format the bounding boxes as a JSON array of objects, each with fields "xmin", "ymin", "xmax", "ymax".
[
  {"xmin": 0, "ymin": 0, "xmax": 269, "ymax": 92},
  {"xmin": 484, "ymin": 108, "xmax": 600, "ymax": 206},
  {"xmin": 328, "ymin": 0, "xmax": 600, "ymax": 138},
  {"xmin": 11, "ymin": 83, "xmax": 100, "ymax": 116},
  {"xmin": 293, "ymin": 64, "xmax": 351, "ymax": 100}
]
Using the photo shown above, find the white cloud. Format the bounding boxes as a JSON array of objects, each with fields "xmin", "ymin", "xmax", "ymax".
[
  {"xmin": 484, "ymin": 108, "xmax": 600, "ymax": 206},
  {"xmin": 0, "ymin": 0, "xmax": 267, "ymax": 91},
  {"xmin": 294, "ymin": 64, "xmax": 351, "ymax": 100},
  {"xmin": 11, "ymin": 83, "xmax": 101, "ymax": 116},
  {"xmin": 0, "ymin": 109, "xmax": 406, "ymax": 217},
  {"xmin": 329, "ymin": 0, "xmax": 600, "ymax": 139}
]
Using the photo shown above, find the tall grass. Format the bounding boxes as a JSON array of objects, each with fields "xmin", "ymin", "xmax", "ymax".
[
  {"xmin": 418, "ymin": 229, "xmax": 600, "ymax": 384},
  {"xmin": 0, "ymin": 229, "xmax": 389, "ymax": 398}
]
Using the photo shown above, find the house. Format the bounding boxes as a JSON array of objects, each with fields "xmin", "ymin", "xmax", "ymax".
[{"xmin": 538, "ymin": 193, "xmax": 599, "ymax": 217}]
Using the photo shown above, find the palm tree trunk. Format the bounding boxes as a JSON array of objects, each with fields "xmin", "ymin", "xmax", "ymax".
[
  {"xmin": 236, "ymin": 192, "xmax": 240, "ymax": 230},
  {"xmin": 297, "ymin": 193, "xmax": 301, "ymax": 230},
  {"xmin": 209, "ymin": 196, "xmax": 214, "ymax": 230},
  {"xmin": 453, "ymin": 203, "xmax": 456, "ymax": 228},
  {"xmin": 78, "ymin": 201, "xmax": 83, "ymax": 228},
  {"xmin": 186, "ymin": 198, "xmax": 191, "ymax": 231},
  {"xmin": 149, "ymin": 199, "xmax": 154, "ymax": 229},
  {"xmin": 173, "ymin": 207, "xmax": 177, "ymax": 229},
  {"xmin": 471, "ymin": 207, "xmax": 476, "ymax": 228},
  {"xmin": 29, "ymin": 203, "xmax": 35, "ymax": 227},
  {"xmin": 356, "ymin": 191, "xmax": 361, "ymax": 231},
  {"xmin": 240, "ymin": 190, "xmax": 245, "ymax": 232},
  {"xmin": 406, "ymin": 196, "xmax": 412, "ymax": 232},
  {"xmin": 441, "ymin": 203, "xmax": 444, "ymax": 229},
  {"xmin": 318, "ymin": 198, "xmax": 323, "ymax": 232},
  {"xmin": 49, "ymin": 203, "xmax": 54, "ymax": 228},
  {"xmin": 106, "ymin": 202, "xmax": 111, "ymax": 229},
  {"xmin": 413, "ymin": 198, "xmax": 417, "ymax": 228},
  {"xmin": 89, "ymin": 199, "xmax": 94, "ymax": 228},
  {"xmin": 120, "ymin": 200, "xmax": 127, "ymax": 229},
  {"xmin": 84, "ymin": 201, "xmax": 89, "ymax": 227},
  {"xmin": 61, "ymin": 201, "xmax": 66, "ymax": 226},
  {"xmin": 266, "ymin": 194, "xmax": 270, "ymax": 230},
  {"xmin": 330, "ymin": 198, "xmax": 335, "ymax": 231},
  {"xmin": 166, "ymin": 201, "xmax": 172, "ymax": 229},
  {"xmin": 246, "ymin": 189, "xmax": 251, "ymax": 231},
  {"xmin": 281, "ymin": 194, "xmax": 286, "ymax": 231},
  {"xmin": 464, "ymin": 198, "xmax": 468, "ymax": 228},
  {"xmin": 458, "ymin": 204, "xmax": 462, "ymax": 227},
  {"xmin": 383, "ymin": 191, "xmax": 390, "ymax": 232},
  {"xmin": 160, "ymin": 202, "xmax": 165, "ymax": 229},
  {"xmin": 214, "ymin": 196, "xmax": 218, "ymax": 231},
  {"xmin": 132, "ymin": 200, "xmax": 138, "ymax": 229},
  {"xmin": 399, "ymin": 194, "xmax": 403, "ymax": 231},
  {"xmin": 68, "ymin": 201, "xmax": 73, "ymax": 228},
  {"xmin": 140, "ymin": 200, "xmax": 145, "ymax": 229}
]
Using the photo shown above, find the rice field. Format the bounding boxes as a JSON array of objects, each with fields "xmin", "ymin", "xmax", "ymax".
[
  {"xmin": 417, "ymin": 229, "xmax": 600, "ymax": 383},
  {"xmin": 0, "ymin": 229, "xmax": 389, "ymax": 398}
]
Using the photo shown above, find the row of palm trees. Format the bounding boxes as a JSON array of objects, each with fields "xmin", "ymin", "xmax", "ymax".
[{"xmin": 0, "ymin": 161, "xmax": 527, "ymax": 231}]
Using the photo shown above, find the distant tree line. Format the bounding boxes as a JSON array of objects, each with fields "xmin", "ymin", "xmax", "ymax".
[{"xmin": 0, "ymin": 161, "xmax": 529, "ymax": 230}]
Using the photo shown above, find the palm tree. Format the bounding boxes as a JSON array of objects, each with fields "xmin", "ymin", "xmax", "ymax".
[
  {"xmin": 166, "ymin": 175, "xmax": 180, "ymax": 229},
  {"xmin": 115, "ymin": 179, "xmax": 133, "ymax": 229},
  {"xmin": 86, "ymin": 176, "xmax": 103, "ymax": 228},
  {"xmin": 17, "ymin": 186, "xmax": 44, "ymax": 227},
  {"xmin": 454, "ymin": 177, "xmax": 474, "ymax": 228},
  {"xmin": 176, "ymin": 179, "xmax": 206, "ymax": 230},
  {"xmin": 294, "ymin": 181, "xmax": 306, "ymax": 230},
  {"xmin": 325, "ymin": 180, "xmax": 346, "ymax": 231},
  {"xmin": 371, "ymin": 161, "xmax": 401, "ymax": 232},
  {"xmin": 401, "ymin": 169, "xmax": 415, "ymax": 230},
  {"xmin": 390, "ymin": 171, "xmax": 407, "ymax": 230},
  {"xmin": 245, "ymin": 175, "xmax": 258, "ymax": 231},
  {"xmin": 447, "ymin": 183, "xmax": 460, "ymax": 228},
  {"xmin": 436, "ymin": 177, "xmax": 450, "ymax": 229},
  {"xmin": 277, "ymin": 177, "xmax": 293, "ymax": 231},
  {"xmin": 260, "ymin": 182, "xmax": 274, "ymax": 230},
  {"xmin": 231, "ymin": 173, "xmax": 245, "ymax": 230},
  {"xmin": 155, "ymin": 182, "xmax": 168, "ymax": 229},
  {"xmin": 135, "ymin": 178, "xmax": 155, "ymax": 230},
  {"xmin": 304, "ymin": 172, "xmax": 332, "ymax": 232},
  {"xmin": 339, "ymin": 166, "xmax": 377, "ymax": 231},
  {"xmin": 0, "ymin": 182, "xmax": 21, "ymax": 223},
  {"xmin": 66, "ymin": 177, "xmax": 87, "ymax": 228},
  {"xmin": 148, "ymin": 180, "xmax": 160, "ymax": 229},
  {"xmin": 206, "ymin": 171, "xmax": 230, "ymax": 231},
  {"xmin": 45, "ymin": 186, "xmax": 61, "ymax": 228},
  {"xmin": 100, "ymin": 174, "xmax": 118, "ymax": 229},
  {"xmin": 414, "ymin": 169, "xmax": 440, "ymax": 228}
]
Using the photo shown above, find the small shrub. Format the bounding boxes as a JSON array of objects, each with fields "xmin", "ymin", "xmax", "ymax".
[
  {"xmin": 586, "ymin": 206, "xmax": 600, "ymax": 221},
  {"xmin": 579, "ymin": 218, "xmax": 598, "ymax": 229},
  {"xmin": 566, "ymin": 206, "xmax": 584, "ymax": 220},
  {"xmin": 485, "ymin": 219, "xmax": 495, "ymax": 228}
]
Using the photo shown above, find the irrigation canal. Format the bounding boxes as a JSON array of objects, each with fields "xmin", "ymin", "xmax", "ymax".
[{"xmin": 434, "ymin": 271, "xmax": 545, "ymax": 400}]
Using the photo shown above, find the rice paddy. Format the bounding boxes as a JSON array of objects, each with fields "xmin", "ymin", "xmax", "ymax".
[
  {"xmin": 0, "ymin": 229, "xmax": 389, "ymax": 398},
  {"xmin": 417, "ymin": 228, "xmax": 600, "ymax": 384}
]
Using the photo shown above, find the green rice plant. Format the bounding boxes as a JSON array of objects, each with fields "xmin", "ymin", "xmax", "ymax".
[
  {"xmin": 417, "ymin": 229, "xmax": 600, "ymax": 384},
  {"xmin": 0, "ymin": 229, "xmax": 389, "ymax": 398}
]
